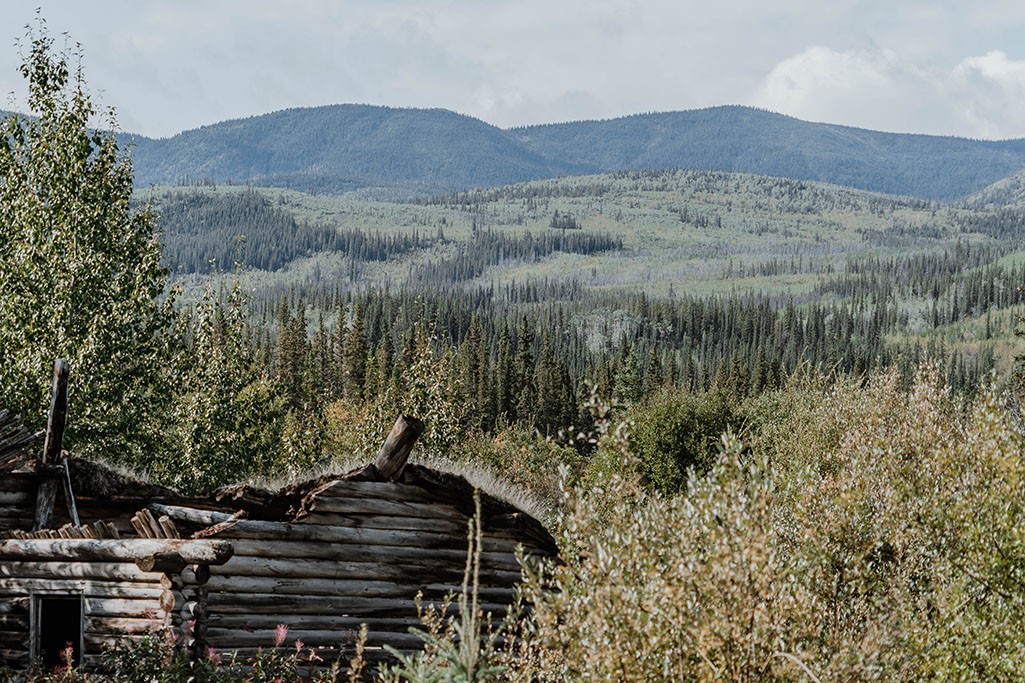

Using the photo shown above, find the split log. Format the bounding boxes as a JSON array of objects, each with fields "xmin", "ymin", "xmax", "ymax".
[
  {"xmin": 374, "ymin": 415, "xmax": 425, "ymax": 481},
  {"xmin": 0, "ymin": 538, "xmax": 233, "ymax": 565},
  {"xmin": 157, "ymin": 516, "xmax": 180, "ymax": 539}
]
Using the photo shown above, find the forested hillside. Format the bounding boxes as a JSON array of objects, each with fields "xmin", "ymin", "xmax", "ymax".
[
  {"xmin": 139, "ymin": 169, "xmax": 1025, "ymax": 462},
  {"xmin": 126, "ymin": 104, "xmax": 1025, "ymax": 200},
  {"xmin": 512, "ymin": 106, "xmax": 1025, "ymax": 201},
  {"xmin": 128, "ymin": 104, "xmax": 584, "ymax": 195}
]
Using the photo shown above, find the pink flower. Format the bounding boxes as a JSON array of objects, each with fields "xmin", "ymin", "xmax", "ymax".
[
  {"xmin": 294, "ymin": 639, "xmax": 305, "ymax": 652},
  {"xmin": 273, "ymin": 623, "xmax": 288, "ymax": 648},
  {"xmin": 204, "ymin": 645, "xmax": 222, "ymax": 666}
]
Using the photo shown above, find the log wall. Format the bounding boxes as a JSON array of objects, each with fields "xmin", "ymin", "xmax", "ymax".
[
  {"xmin": 197, "ymin": 478, "xmax": 552, "ymax": 665},
  {"xmin": 0, "ymin": 476, "xmax": 38, "ymax": 535},
  {"xmin": 0, "ymin": 560, "xmax": 166, "ymax": 670}
]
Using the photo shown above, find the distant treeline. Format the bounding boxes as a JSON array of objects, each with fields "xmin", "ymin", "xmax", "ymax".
[{"xmin": 155, "ymin": 190, "xmax": 433, "ymax": 273}]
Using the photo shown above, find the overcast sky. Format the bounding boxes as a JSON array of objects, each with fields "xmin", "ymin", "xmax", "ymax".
[{"xmin": 3, "ymin": 1, "xmax": 1025, "ymax": 140}]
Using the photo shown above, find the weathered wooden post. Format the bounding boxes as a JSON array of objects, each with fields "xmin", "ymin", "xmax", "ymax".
[
  {"xmin": 33, "ymin": 359, "xmax": 72, "ymax": 530},
  {"xmin": 374, "ymin": 415, "xmax": 426, "ymax": 481}
]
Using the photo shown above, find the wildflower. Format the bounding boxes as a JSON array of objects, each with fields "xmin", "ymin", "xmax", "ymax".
[
  {"xmin": 273, "ymin": 623, "xmax": 288, "ymax": 648},
  {"xmin": 204, "ymin": 645, "xmax": 222, "ymax": 666}
]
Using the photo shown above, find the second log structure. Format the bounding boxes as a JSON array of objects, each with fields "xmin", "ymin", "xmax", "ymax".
[{"xmin": 0, "ymin": 406, "xmax": 557, "ymax": 673}]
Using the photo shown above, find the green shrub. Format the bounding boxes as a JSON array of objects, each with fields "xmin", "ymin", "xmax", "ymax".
[{"xmin": 625, "ymin": 389, "xmax": 736, "ymax": 494}]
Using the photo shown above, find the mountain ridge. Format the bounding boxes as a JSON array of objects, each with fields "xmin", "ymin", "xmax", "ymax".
[{"xmin": 118, "ymin": 104, "xmax": 1025, "ymax": 202}]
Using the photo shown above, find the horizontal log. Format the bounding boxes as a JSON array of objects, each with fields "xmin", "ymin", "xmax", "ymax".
[
  {"xmin": 148, "ymin": 503, "xmax": 238, "ymax": 527},
  {"xmin": 213, "ymin": 555, "xmax": 506, "ymax": 583},
  {"xmin": 205, "ymin": 595, "xmax": 511, "ymax": 618},
  {"xmin": 0, "ymin": 490, "xmax": 33, "ymax": 505},
  {"xmin": 0, "ymin": 614, "xmax": 28, "ymax": 629},
  {"xmin": 204, "ymin": 628, "xmax": 426, "ymax": 650},
  {"xmin": 0, "ymin": 597, "xmax": 28, "ymax": 612},
  {"xmin": 183, "ymin": 517, "xmax": 526, "ymax": 554},
  {"xmin": 84, "ymin": 597, "xmax": 165, "ymax": 618},
  {"xmin": 202, "ymin": 575, "xmax": 516, "ymax": 602},
  {"xmin": 0, "ymin": 579, "xmax": 162, "ymax": 599},
  {"xmin": 85, "ymin": 616, "xmax": 167, "ymax": 635},
  {"xmin": 227, "ymin": 539, "xmax": 521, "ymax": 571},
  {"xmin": 314, "ymin": 480, "xmax": 441, "ymax": 505},
  {"xmin": 0, "ymin": 561, "xmax": 163, "ymax": 582},
  {"xmin": 307, "ymin": 497, "xmax": 465, "ymax": 520},
  {"xmin": 298, "ymin": 512, "xmax": 467, "ymax": 534},
  {"xmin": 0, "ymin": 539, "xmax": 233, "ymax": 565},
  {"xmin": 0, "ymin": 505, "xmax": 35, "ymax": 519},
  {"xmin": 192, "ymin": 645, "xmax": 399, "ymax": 665},
  {"xmin": 207, "ymin": 614, "xmax": 421, "ymax": 631}
]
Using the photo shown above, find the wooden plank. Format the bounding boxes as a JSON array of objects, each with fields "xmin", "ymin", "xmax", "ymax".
[{"xmin": 0, "ymin": 538, "xmax": 233, "ymax": 565}]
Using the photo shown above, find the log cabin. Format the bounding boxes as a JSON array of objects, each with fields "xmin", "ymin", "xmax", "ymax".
[{"xmin": 0, "ymin": 363, "xmax": 557, "ymax": 674}]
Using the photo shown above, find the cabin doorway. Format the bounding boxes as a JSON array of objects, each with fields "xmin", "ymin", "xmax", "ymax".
[{"xmin": 32, "ymin": 594, "xmax": 83, "ymax": 670}]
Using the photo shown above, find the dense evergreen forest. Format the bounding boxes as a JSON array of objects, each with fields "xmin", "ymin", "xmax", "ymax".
[{"xmin": 148, "ymin": 169, "xmax": 1025, "ymax": 446}]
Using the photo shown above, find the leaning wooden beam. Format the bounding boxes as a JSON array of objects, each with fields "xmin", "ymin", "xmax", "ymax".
[
  {"xmin": 33, "ymin": 359, "xmax": 70, "ymax": 531},
  {"xmin": 374, "ymin": 414, "xmax": 425, "ymax": 481},
  {"xmin": 0, "ymin": 538, "xmax": 233, "ymax": 566},
  {"xmin": 41, "ymin": 359, "xmax": 70, "ymax": 466}
]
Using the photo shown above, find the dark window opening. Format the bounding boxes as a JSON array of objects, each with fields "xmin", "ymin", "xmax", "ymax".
[{"xmin": 37, "ymin": 596, "xmax": 82, "ymax": 670}]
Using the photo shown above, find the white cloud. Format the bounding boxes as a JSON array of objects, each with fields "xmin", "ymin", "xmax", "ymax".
[
  {"xmin": 750, "ymin": 45, "xmax": 1025, "ymax": 139},
  {"xmin": 4, "ymin": 1, "xmax": 1025, "ymax": 139},
  {"xmin": 950, "ymin": 51, "xmax": 1025, "ymax": 138}
]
